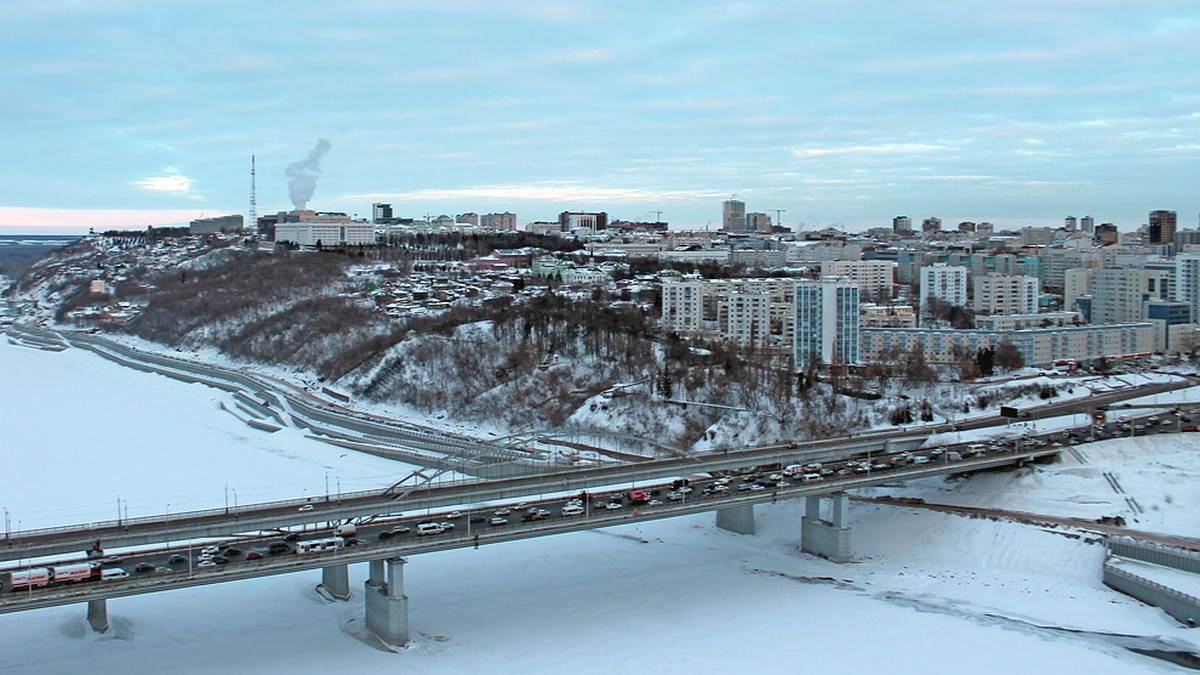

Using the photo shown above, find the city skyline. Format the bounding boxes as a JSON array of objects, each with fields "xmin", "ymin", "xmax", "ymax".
[{"xmin": 2, "ymin": 1, "xmax": 1199, "ymax": 234}]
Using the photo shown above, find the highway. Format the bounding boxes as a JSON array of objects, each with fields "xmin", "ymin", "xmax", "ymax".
[{"xmin": 0, "ymin": 429, "xmax": 1069, "ymax": 614}]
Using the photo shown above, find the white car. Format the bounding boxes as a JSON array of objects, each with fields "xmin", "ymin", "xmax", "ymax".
[
  {"xmin": 494, "ymin": 508, "xmax": 511, "ymax": 516},
  {"xmin": 298, "ymin": 504, "xmax": 314, "ymax": 512},
  {"xmin": 489, "ymin": 517, "xmax": 507, "ymax": 526},
  {"xmin": 605, "ymin": 502, "xmax": 623, "ymax": 510}
]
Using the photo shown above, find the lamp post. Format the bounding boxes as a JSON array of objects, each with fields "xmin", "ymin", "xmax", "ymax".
[{"xmin": 224, "ymin": 483, "xmax": 229, "ymax": 514}]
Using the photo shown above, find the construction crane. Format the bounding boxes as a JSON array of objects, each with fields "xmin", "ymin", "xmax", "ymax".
[
  {"xmin": 650, "ymin": 210, "xmax": 663, "ymax": 223},
  {"xmin": 772, "ymin": 209, "xmax": 786, "ymax": 229}
]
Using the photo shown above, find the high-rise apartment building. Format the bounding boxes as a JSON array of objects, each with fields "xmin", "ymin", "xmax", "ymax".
[
  {"xmin": 1080, "ymin": 216, "xmax": 1095, "ymax": 234},
  {"xmin": 820, "ymin": 260, "xmax": 895, "ymax": 301},
  {"xmin": 372, "ymin": 203, "xmax": 393, "ymax": 223},
  {"xmin": 1149, "ymin": 210, "xmax": 1177, "ymax": 245},
  {"xmin": 919, "ymin": 263, "xmax": 968, "ymax": 312},
  {"xmin": 921, "ymin": 217, "xmax": 942, "ymax": 233},
  {"xmin": 893, "ymin": 215, "xmax": 913, "ymax": 233},
  {"xmin": 747, "ymin": 212, "xmax": 772, "ymax": 233},
  {"xmin": 1175, "ymin": 254, "xmax": 1200, "ymax": 324},
  {"xmin": 972, "ymin": 274, "xmax": 1040, "ymax": 316},
  {"xmin": 795, "ymin": 279, "xmax": 859, "ymax": 366},
  {"xmin": 481, "ymin": 212, "xmax": 517, "ymax": 230},
  {"xmin": 722, "ymin": 200, "xmax": 747, "ymax": 233},
  {"xmin": 1064, "ymin": 216, "xmax": 1077, "ymax": 231}
]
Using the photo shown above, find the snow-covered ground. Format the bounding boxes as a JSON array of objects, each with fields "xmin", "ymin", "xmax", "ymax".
[{"xmin": 2, "ymin": 336, "xmax": 1199, "ymax": 673}]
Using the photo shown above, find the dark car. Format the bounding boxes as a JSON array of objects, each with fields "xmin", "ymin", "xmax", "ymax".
[
  {"xmin": 268, "ymin": 542, "xmax": 292, "ymax": 555},
  {"xmin": 245, "ymin": 551, "xmax": 264, "ymax": 560},
  {"xmin": 378, "ymin": 529, "xmax": 395, "ymax": 539},
  {"xmin": 135, "ymin": 562, "xmax": 155, "ymax": 573},
  {"xmin": 283, "ymin": 532, "xmax": 300, "ymax": 542},
  {"xmin": 168, "ymin": 554, "xmax": 188, "ymax": 564},
  {"xmin": 223, "ymin": 547, "xmax": 242, "ymax": 557},
  {"xmin": 212, "ymin": 556, "xmax": 229, "ymax": 565}
]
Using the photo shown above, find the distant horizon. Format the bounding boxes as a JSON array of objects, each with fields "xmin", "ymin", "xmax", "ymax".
[{"xmin": 0, "ymin": 205, "xmax": 1187, "ymax": 239}]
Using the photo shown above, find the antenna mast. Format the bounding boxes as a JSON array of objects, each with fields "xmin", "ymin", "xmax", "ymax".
[{"xmin": 249, "ymin": 154, "xmax": 257, "ymax": 232}]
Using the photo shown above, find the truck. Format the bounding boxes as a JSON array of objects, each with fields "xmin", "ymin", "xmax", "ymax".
[
  {"xmin": 333, "ymin": 524, "xmax": 357, "ymax": 537},
  {"xmin": 8, "ymin": 568, "xmax": 51, "ymax": 591},
  {"xmin": 52, "ymin": 563, "xmax": 99, "ymax": 584},
  {"xmin": 626, "ymin": 489, "xmax": 648, "ymax": 504}
]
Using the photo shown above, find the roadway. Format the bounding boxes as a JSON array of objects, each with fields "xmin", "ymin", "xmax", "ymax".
[{"xmin": 0, "ymin": 429, "xmax": 1068, "ymax": 614}]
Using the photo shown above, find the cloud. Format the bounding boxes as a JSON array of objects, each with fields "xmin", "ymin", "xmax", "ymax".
[
  {"xmin": 790, "ymin": 143, "xmax": 953, "ymax": 158},
  {"xmin": 343, "ymin": 183, "xmax": 727, "ymax": 204},
  {"xmin": 135, "ymin": 175, "xmax": 193, "ymax": 193}
]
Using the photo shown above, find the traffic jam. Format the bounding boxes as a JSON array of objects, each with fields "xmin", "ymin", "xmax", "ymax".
[{"xmin": 2, "ymin": 408, "xmax": 1187, "ymax": 597}]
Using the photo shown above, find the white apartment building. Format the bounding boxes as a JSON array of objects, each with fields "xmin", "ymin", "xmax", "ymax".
[
  {"xmin": 1090, "ymin": 266, "xmax": 1171, "ymax": 325},
  {"xmin": 919, "ymin": 263, "xmax": 968, "ymax": 312},
  {"xmin": 820, "ymin": 260, "xmax": 895, "ymax": 301},
  {"xmin": 1176, "ymin": 254, "xmax": 1200, "ymax": 324},
  {"xmin": 972, "ymin": 274, "xmax": 1039, "ymax": 316},
  {"xmin": 860, "ymin": 323, "xmax": 1152, "ymax": 367},
  {"xmin": 796, "ymin": 278, "xmax": 860, "ymax": 366},
  {"xmin": 1063, "ymin": 268, "xmax": 1091, "ymax": 313},
  {"xmin": 274, "ymin": 221, "xmax": 376, "ymax": 247}
]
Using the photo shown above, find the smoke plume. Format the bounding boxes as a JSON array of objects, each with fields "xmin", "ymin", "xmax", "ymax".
[{"xmin": 286, "ymin": 138, "xmax": 332, "ymax": 210}]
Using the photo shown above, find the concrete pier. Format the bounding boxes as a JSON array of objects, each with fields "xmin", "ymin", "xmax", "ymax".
[
  {"xmin": 86, "ymin": 599, "xmax": 108, "ymax": 633},
  {"xmin": 365, "ymin": 557, "xmax": 409, "ymax": 647},
  {"xmin": 321, "ymin": 564, "xmax": 351, "ymax": 600},
  {"xmin": 801, "ymin": 492, "xmax": 851, "ymax": 563},
  {"xmin": 715, "ymin": 504, "xmax": 756, "ymax": 535}
]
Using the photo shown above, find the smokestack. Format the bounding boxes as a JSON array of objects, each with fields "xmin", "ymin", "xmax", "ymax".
[{"xmin": 286, "ymin": 139, "xmax": 332, "ymax": 210}]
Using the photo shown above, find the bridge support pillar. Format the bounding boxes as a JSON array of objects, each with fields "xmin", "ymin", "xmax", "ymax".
[
  {"xmin": 801, "ymin": 492, "xmax": 851, "ymax": 563},
  {"xmin": 365, "ymin": 557, "xmax": 408, "ymax": 647},
  {"xmin": 715, "ymin": 504, "xmax": 756, "ymax": 535},
  {"xmin": 86, "ymin": 599, "xmax": 108, "ymax": 633},
  {"xmin": 321, "ymin": 564, "xmax": 351, "ymax": 601}
]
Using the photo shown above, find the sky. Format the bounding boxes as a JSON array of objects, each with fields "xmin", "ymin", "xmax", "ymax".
[{"xmin": 1, "ymin": 1, "xmax": 1198, "ymax": 235}]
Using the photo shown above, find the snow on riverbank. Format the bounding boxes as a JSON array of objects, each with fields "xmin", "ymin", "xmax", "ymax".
[{"xmin": 2, "ymin": 336, "xmax": 1199, "ymax": 673}]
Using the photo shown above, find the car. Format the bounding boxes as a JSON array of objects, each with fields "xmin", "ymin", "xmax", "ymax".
[
  {"xmin": 344, "ymin": 537, "xmax": 362, "ymax": 547},
  {"xmin": 168, "ymin": 554, "xmax": 187, "ymax": 564},
  {"xmin": 648, "ymin": 499, "xmax": 664, "ymax": 506},
  {"xmin": 469, "ymin": 516, "xmax": 487, "ymax": 524},
  {"xmin": 283, "ymin": 532, "xmax": 301, "ymax": 541},
  {"xmin": 223, "ymin": 547, "xmax": 242, "ymax": 557},
  {"xmin": 447, "ymin": 511, "xmax": 463, "ymax": 520},
  {"xmin": 101, "ymin": 555, "xmax": 124, "ymax": 565},
  {"xmin": 391, "ymin": 526, "xmax": 411, "ymax": 535},
  {"xmin": 378, "ymin": 529, "xmax": 395, "ymax": 539},
  {"xmin": 677, "ymin": 486, "xmax": 693, "ymax": 494},
  {"xmin": 489, "ymin": 517, "xmax": 507, "ymax": 526},
  {"xmin": 268, "ymin": 542, "xmax": 292, "ymax": 554},
  {"xmin": 245, "ymin": 551, "xmax": 264, "ymax": 560},
  {"xmin": 101, "ymin": 568, "xmax": 129, "ymax": 581},
  {"xmin": 298, "ymin": 504, "xmax": 314, "ymax": 512},
  {"xmin": 494, "ymin": 508, "xmax": 511, "ymax": 516},
  {"xmin": 605, "ymin": 502, "xmax": 623, "ymax": 510},
  {"xmin": 416, "ymin": 522, "xmax": 445, "ymax": 536},
  {"xmin": 196, "ymin": 560, "xmax": 217, "ymax": 569},
  {"xmin": 212, "ymin": 556, "xmax": 229, "ymax": 565},
  {"xmin": 749, "ymin": 483, "xmax": 766, "ymax": 491},
  {"xmin": 1184, "ymin": 425, "xmax": 1199, "ymax": 432},
  {"xmin": 154, "ymin": 566, "xmax": 172, "ymax": 574},
  {"xmin": 440, "ymin": 522, "xmax": 455, "ymax": 531},
  {"xmin": 562, "ymin": 505, "xmax": 585, "ymax": 516},
  {"xmin": 201, "ymin": 545, "xmax": 221, "ymax": 555},
  {"xmin": 135, "ymin": 562, "xmax": 155, "ymax": 573}
]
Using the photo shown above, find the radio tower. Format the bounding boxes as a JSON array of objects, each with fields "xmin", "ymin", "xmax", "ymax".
[{"xmin": 249, "ymin": 154, "xmax": 257, "ymax": 232}]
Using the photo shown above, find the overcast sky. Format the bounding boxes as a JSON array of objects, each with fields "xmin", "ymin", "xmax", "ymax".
[{"xmin": 1, "ymin": 1, "xmax": 1198, "ymax": 234}]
